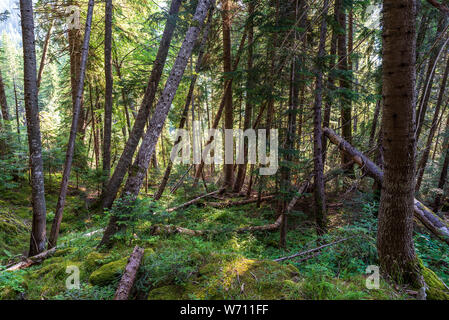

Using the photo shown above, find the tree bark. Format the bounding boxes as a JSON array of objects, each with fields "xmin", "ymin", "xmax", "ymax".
[
  {"xmin": 378, "ymin": 0, "xmax": 421, "ymax": 286},
  {"xmin": 99, "ymin": 0, "xmax": 215, "ymax": 247},
  {"xmin": 101, "ymin": 0, "xmax": 182, "ymax": 209},
  {"xmin": 114, "ymin": 246, "xmax": 144, "ymax": 300},
  {"xmin": 103, "ymin": 0, "xmax": 113, "ymax": 190},
  {"xmin": 20, "ymin": 0, "xmax": 48, "ymax": 256},
  {"xmin": 49, "ymin": 0, "xmax": 95, "ymax": 248}
]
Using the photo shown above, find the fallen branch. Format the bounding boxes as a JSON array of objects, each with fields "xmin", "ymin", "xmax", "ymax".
[
  {"xmin": 114, "ymin": 246, "xmax": 145, "ymax": 300},
  {"xmin": 323, "ymin": 127, "xmax": 449, "ymax": 245},
  {"xmin": 274, "ymin": 237, "xmax": 352, "ymax": 262},
  {"xmin": 6, "ymin": 247, "xmax": 57, "ymax": 271},
  {"xmin": 166, "ymin": 188, "xmax": 225, "ymax": 212},
  {"xmin": 207, "ymin": 195, "xmax": 274, "ymax": 208},
  {"xmin": 149, "ymin": 215, "xmax": 284, "ymax": 237}
]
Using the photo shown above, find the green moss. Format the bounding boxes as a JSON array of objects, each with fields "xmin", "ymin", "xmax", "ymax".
[
  {"xmin": 147, "ymin": 285, "xmax": 186, "ymax": 300},
  {"xmin": 84, "ymin": 252, "xmax": 108, "ymax": 272},
  {"xmin": 421, "ymin": 266, "xmax": 449, "ymax": 300},
  {"xmin": 53, "ymin": 247, "xmax": 76, "ymax": 257},
  {"xmin": 89, "ymin": 257, "xmax": 128, "ymax": 286}
]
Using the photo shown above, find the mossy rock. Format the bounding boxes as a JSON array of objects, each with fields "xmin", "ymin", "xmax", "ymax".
[
  {"xmin": 89, "ymin": 257, "xmax": 128, "ymax": 286},
  {"xmin": 52, "ymin": 247, "xmax": 76, "ymax": 258},
  {"xmin": 84, "ymin": 252, "xmax": 109, "ymax": 272},
  {"xmin": 147, "ymin": 285, "xmax": 186, "ymax": 300},
  {"xmin": 0, "ymin": 286, "xmax": 20, "ymax": 300}
]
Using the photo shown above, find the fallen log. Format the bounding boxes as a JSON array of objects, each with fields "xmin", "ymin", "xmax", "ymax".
[
  {"xmin": 114, "ymin": 246, "xmax": 145, "ymax": 300},
  {"xmin": 274, "ymin": 237, "xmax": 353, "ymax": 262},
  {"xmin": 323, "ymin": 127, "xmax": 449, "ymax": 245},
  {"xmin": 6, "ymin": 247, "xmax": 57, "ymax": 271},
  {"xmin": 166, "ymin": 188, "xmax": 225, "ymax": 212},
  {"xmin": 207, "ymin": 195, "xmax": 275, "ymax": 208},
  {"xmin": 149, "ymin": 215, "xmax": 284, "ymax": 237}
]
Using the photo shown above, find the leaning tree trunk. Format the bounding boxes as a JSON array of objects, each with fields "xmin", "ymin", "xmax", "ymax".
[
  {"xmin": 103, "ymin": 0, "xmax": 113, "ymax": 191},
  {"xmin": 20, "ymin": 0, "xmax": 48, "ymax": 256},
  {"xmin": 154, "ymin": 11, "xmax": 213, "ymax": 200},
  {"xmin": 415, "ymin": 17, "xmax": 445, "ymax": 142},
  {"xmin": 49, "ymin": 0, "xmax": 95, "ymax": 248},
  {"xmin": 36, "ymin": 20, "xmax": 53, "ymax": 91},
  {"xmin": 99, "ymin": 0, "xmax": 215, "ymax": 247},
  {"xmin": 312, "ymin": 0, "xmax": 329, "ymax": 235},
  {"xmin": 415, "ymin": 52, "xmax": 449, "ymax": 192},
  {"xmin": 101, "ymin": 0, "xmax": 182, "ymax": 209},
  {"xmin": 114, "ymin": 246, "xmax": 144, "ymax": 300}
]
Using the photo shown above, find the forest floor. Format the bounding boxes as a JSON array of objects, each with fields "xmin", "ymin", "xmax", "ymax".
[{"xmin": 1, "ymin": 174, "xmax": 449, "ymax": 300}]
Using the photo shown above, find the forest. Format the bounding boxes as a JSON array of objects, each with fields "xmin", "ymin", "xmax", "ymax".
[{"xmin": 0, "ymin": 0, "xmax": 449, "ymax": 302}]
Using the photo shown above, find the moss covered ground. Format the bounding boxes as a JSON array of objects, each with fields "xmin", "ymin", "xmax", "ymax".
[{"xmin": 0, "ymin": 179, "xmax": 448, "ymax": 300}]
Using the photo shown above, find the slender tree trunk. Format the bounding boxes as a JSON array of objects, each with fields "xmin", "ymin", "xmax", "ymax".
[
  {"xmin": 0, "ymin": 66, "xmax": 10, "ymax": 153},
  {"xmin": 99, "ymin": 0, "xmax": 215, "ymax": 247},
  {"xmin": 13, "ymin": 78, "xmax": 21, "ymax": 142},
  {"xmin": 101, "ymin": 0, "xmax": 182, "ymax": 209},
  {"xmin": 368, "ymin": 100, "xmax": 381, "ymax": 148},
  {"xmin": 233, "ymin": 0, "xmax": 254, "ymax": 193},
  {"xmin": 222, "ymin": 0, "xmax": 234, "ymax": 189},
  {"xmin": 322, "ymin": 24, "xmax": 337, "ymax": 166},
  {"xmin": 312, "ymin": 0, "xmax": 329, "ymax": 235},
  {"xmin": 415, "ymin": 18, "xmax": 445, "ymax": 141},
  {"xmin": 36, "ymin": 20, "xmax": 53, "ymax": 91},
  {"xmin": 49, "ymin": 0, "xmax": 95, "ymax": 248},
  {"xmin": 434, "ymin": 113, "xmax": 449, "ymax": 211},
  {"xmin": 335, "ymin": 0, "xmax": 353, "ymax": 174},
  {"xmin": 102, "ymin": 0, "xmax": 113, "ymax": 191},
  {"xmin": 20, "ymin": 0, "xmax": 48, "ymax": 256},
  {"xmin": 416, "ymin": 52, "xmax": 449, "ymax": 192},
  {"xmin": 377, "ymin": 0, "xmax": 422, "ymax": 286}
]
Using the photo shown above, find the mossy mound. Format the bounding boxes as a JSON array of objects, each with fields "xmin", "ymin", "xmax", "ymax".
[
  {"xmin": 89, "ymin": 257, "xmax": 128, "ymax": 286},
  {"xmin": 422, "ymin": 266, "xmax": 449, "ymax": 300},
  {"xmin": 147, "ymin": 254, "xmax": 300, "ymax": 300}
]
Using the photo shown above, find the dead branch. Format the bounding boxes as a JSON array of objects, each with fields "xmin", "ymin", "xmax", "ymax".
[
  {"xmin": 114, "ymin": 246, "xmax": 145, "ymax": 300},
  {"xmin": 166, "ymin": 188, "xmax": 225, "ymax": 212},
  {"xmin": 6, "ymin": 247, "xmax": 57, "ymax": 271}
]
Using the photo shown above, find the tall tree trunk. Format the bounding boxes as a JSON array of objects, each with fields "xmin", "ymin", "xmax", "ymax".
[
  {"xmin": 49, "ymin": 0, "xmax": 95, "ymax": 248},
  {"xmin": 377, "ymin": 0, "xmax": 422, "ymax": 285},
  {"xmin": 99, "ymin": 0, "xmax": 215, "ymax": 247},
  {"xmin": 36, "ymin": 20, "xmax": 53, "ymax": 91},
  {"xmin": 368, "ymin": 100, "xmax": 381, "ymax": 148},
  {"xmin": 222, "ymin": 0, "xmax": 234, "ymax": 189},
  {"xmin": 19, "ymin": 0, "xmax": 48, "ymax": 256},
  {"xmin": 312, "ymin": 0, "xmax": 329, "ymax": 235},
  {"xmin": 322, "ymin": 22, "xmax": 337, "ymax": 166},
  {"xmin": 434, "ymin": 113, "xmax": 449, "ymax": 211},
  {"xmin": 335, "ymin": 0, "xmax": 353, "ymax": 174},
  {"xmin": 154, "ymin": 11, "xmax": 213, "ymax": 200},
  {"xmin": 233, "ymin": 0, "xmax": 255, "ymax": 193},
  {"xmin": 101, "ymin": 0, "xmax": 182, "ymax": 209},
  {"xmin": 416, "ymin": 52, "xmax": 449, "ymax": 192},
  {"xmin": 13, "ymin": 77, "xmax": 21, "ymax": 142},
  {"xmin": 103, "ymin": 0, "xmax": 113, "ymax": 190}
]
